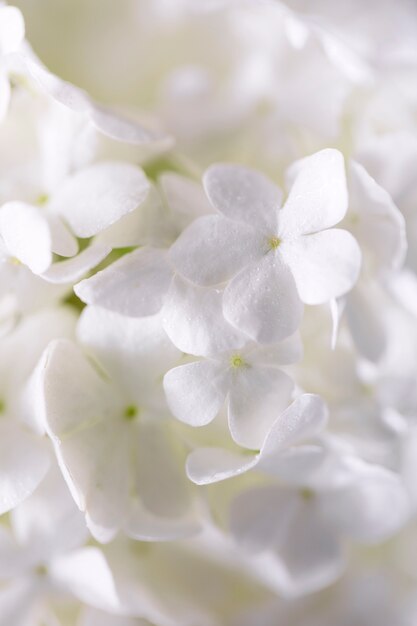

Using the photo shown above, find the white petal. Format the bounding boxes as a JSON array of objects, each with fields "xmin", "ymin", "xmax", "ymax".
[
  {"xmin": 162, "ymin": 276, "xmax": 246, "ymax": 357},
  {"xmin": 77, "ymin": 306, "xmax": 180, "ymax": 397},
  {"xmin": 25, "ymin": 58, "xmax": 91, "ymax": 111},
  {"xmin": 345, "ymin": 281, "xmax": 387, "ymax": 362},
  {"xmin": 91, "ymin": 104, "xmax": 169, "ymax": 145},
  {"xmin": 170, "ymin": 214, "xmax": 262, "ymax": 286},
  {"xmin": 0, "ymin": 420, "xmax": 50, "ymax": 515},
  {"xmin": 164, "ymin": 361, "xmax": 229, "ymax": 426},
  {"xmin": 230, "ymin": 486, "xmax": 300, "ymax": 553},
  {"xmin": 348, "ymin": 160, "xmax": 407, "ymax": 270},
  {"xmin": 248, "ymin": 331, "xmax": 303, "ymax": 366},
  {"xmin": 186, "ymin": 447, "xmax": 259, "ymax": 485},
  {"xmin": 203, "ymin": 163, "xmax": 281, "ymax": 229},
  {"xmin": 47, "ymin": 213, "xmax": 79, "ymax": 257},
  {"xmin": 0, "ymin": 71, "xmax": 10, "ymax": 122},
  {"xmin": 42, "ymin": 339, "xmax": 114, "ymax": 440},
  {"xmin": 75, "ymin": 247, "xmax": 173, "ymax": 316},
  {"xmin": 126, "ymin": 499, "xmax": 199, "ymax": 542},
  {"xmin": 0, "ymin": 580, "xmax": 37, "ymax": 626},
  {"xmin": 41, "ymin": 340, "xmax": 130, "ymax": 534},
  {"xmin": 321, "ymin": 459, "xmax": 409, "ymax": 543},
  {"xmin": 41, "ymin": 244, "xmax": 110, "ymax": 284},
  {"xmin": 0, "ymin": 6, "xmax": 25, "ymax": 53},
  {"xmin": 281, "ymin": 229, "xmax": 361, "ymax": 305},
  {"xmin": 228, "ymin": 366, "xmax": 294, "ymax": 449},
  {"xmin": 50, "ymin": 547, "xmax": 122, "ymax": 612},
  {"xmin": 50, "ymin": 162, "xmax": 150, "ymax": 237},
  {"xmin": 260, "ymin": 394, "xmax": 328, "ymax": 458},
  {"xmin": 159, "ymin": 172, "xmax": 212, "ymax": 230},
  {"xmin": 223, "ymin": 255, "xmax": 303, "ymax": 344},
  {"xmin": 260, "ymin": 445, "xmax": 327, "ymax": 483},
  {"xmin": 133, "ymin": 420, "xmax": 192, "ymax": 519},
  {"xmin": 80, "ymin": 609, "xmax": 148, "ymax": 626},
  {"xmin": 0, "ymin": 202, "xmax": 52, "ymax": 274},
  {"xmin": 10, "ymin": 466, "xmax": 88, "ymax": 560},
  {"xmin": 276, "ymin": 501, "xmax": 345, "ymax": 595},
  {"xmin": 280, "ymin": 149, "xmax": 348, "ymax": 236}
]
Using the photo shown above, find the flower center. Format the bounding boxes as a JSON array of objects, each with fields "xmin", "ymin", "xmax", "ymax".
[
  {"xmin": 35, "ymin": 193, "xmax": 49, "ymax": 206},
  {"xmin": 123, "ymin": 404, "xmax": 139, "ymax": 421},
  {"xmin": 268, "ymin": 236, "xmax": 281, "ymax": 250},
  {"xmin": 299, "ymin": 487, "xmax": 314, "ymax": 501},
  {"xmin": 0, "ymin": 399, "xmax": 5, "ymax": 414},
  {"xmin": 230, "ymin": 354, "xmax": 246, "ymax": 369}
]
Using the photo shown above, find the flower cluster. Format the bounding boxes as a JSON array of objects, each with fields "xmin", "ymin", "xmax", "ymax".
[{"xmin": 1, "ymin": 1, "xmax": 417, "ymax": 624}]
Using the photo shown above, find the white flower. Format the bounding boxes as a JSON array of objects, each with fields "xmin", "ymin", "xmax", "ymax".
[
  {"xmin": 73, "ymin": 174, "xmax": 211, "ymax": 315},
  {"xmin": 230, "ymin": 456, "xmax": 409, "ymax": 595},
  {"xmin": 0, "ymin": 465, "xmax": 88, "ymax": 626},
  {"xmin": 186, "ymin": 393, "xmax": 328, "ymax": 484},
  {"xmin": 162, "ymin": 275, "xmax": 302, "ymax": 448},
  {"xmin": 170, "ymin": 149, "xmax": 361, "ymax": 343},
  {"xmin": 40, "ymin": 306, "xmax": 198, "ymax": 543},
  {"xmin": 0, "ymin": 306, "xmax": 76, "ymax": 515},
  {"xmin": 0, "ymin": 201, "xmax": 110, "ymax": 320}
]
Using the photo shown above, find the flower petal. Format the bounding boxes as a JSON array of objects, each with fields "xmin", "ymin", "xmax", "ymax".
[
  {"xmin": 0, "ymin": 421, "xmax": 50, "ymax": 515},
  {"xmin": 77, "ymin": 306, "xmax": 180, "ymax": 396},
  {"xmin": 0, "ymin": 71, "xmax": 11, "ymax": 122},
  {"xmin": 186, "ymin": 447, "xmax": 259, "ymax": 485},
  {"xmin": 133, "ymin": 420, "xmax": 192, "ymax": 519},
  {"xmin": 280, "ymin": 149, "xmax": 348, "ymax": 236},
  {"xmin": 203, "ymin": 163, "xmax": 281, "ymax": 229},
  {"xmin": 0, "ymin": 6, "xmax": 25, "ymax": 54},
  {"xmin": 47, "ymin": 213, "xmax": 79, "ymax": 257},
  {"xmin": 50, "ymin": 547, "xmax": 122, "ymax": 612},
  {"xmin": 170, "ymin": 214, "xmax": 262, "ymax": 286},
  {"xmin": 321, "ymin": 459, "xmax": 409, "ymax": 543},
  {"xmin": 247, "ymin": 331, "xmax": 303, "ymax": 366},
  {"xmin": 126, "ymin": 500, "xmax": 199, "ymax": 542},
  {"xmin": 75, "ymin": 247, "xmax": 173, "ymax": 316},
  {"xmin": 348, "ymin": 160, "xmax": 406, "ymax": 270},
  {"xmin": 275, "ymin": 500, "xmax": 345, "ymax": 595},
  {"xmin": 41, "ymin": 244, "xmax": 111, "ymax": 284},
  {"xmin": 10, "ymin": 466, "xmax": 88, "ymax": 560},
  {"xmin": 223, "ymin": 255, "xmax": 303, "ymax": 344},
  {"xmin": 50, "ymin": 162, "xmax": 150, "ymax": 237},
  {"xmin": 228, "ymin": 366, "xmax": 294, "ymax": 449},
  {"xmin": 281, "ymin": 229, "xmax": 361, "ymax": 305},
  {"xmin": 230, "ymin": 486, "xmax": 300, "ymax": 553},
  {"xmin": 90, "ymin": 105, "xmax": 169, "ymax": 145},
  {"xmin": 162, "ymin": 276, "xmax": 246, "ymax": 357},
  {"xmin": 260, "ymin": 394, "xmax": 328, "ymax": 457},
  {"xmin": 163, "ymin": 361, "xmax": 229, "ymax": 427},
  {"xmin": 0, "ymin": 202, "xmax": 52, "ymax": 274},
  {"xmin": 41, "ymin": 340, "xmax": 130, "ymax": 537},
  {"xmin": 345, "ymin": 281, "xmax": 387, "ymax": 362}
]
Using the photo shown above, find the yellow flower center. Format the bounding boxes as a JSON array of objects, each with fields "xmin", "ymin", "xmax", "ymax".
[
  {"xmin": 268, "ymin": 236, "xmax": 281, "ymax": 250},
  {"xmin": 299, "ymin": 487, "xmax": 315, "ymax": 501},
  {"xmin": 230, "ymin": 354, "xmax": 246, "ymax": 369}
]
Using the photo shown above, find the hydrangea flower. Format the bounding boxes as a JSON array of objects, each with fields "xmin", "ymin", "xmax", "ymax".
[
  {"xmin": 40, "ymin": 306, "xmax": 199, "ymax": 543},
  {"xmin": 170, "ymin": 149, "xmax": 361, "ymax": 343}
]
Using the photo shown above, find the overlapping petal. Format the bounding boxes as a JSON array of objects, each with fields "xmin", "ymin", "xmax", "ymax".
[
  {"xmin": 50, "ymin": 162, "xmax": 150, "ymax": 238},
  {"xmin": 280, "ymin": 229, "xmax": 361, "ymax": 304}
]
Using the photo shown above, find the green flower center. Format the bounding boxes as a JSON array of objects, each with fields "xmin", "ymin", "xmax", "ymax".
[
  {"xmin": 124, "ymin": 404, "xmax": 139, "ymax": 421},
  {"xmin": 35, "ymin": 193, "xmax": 49, "ymax": 206},
  {"xmin": 299, "ymin": 487, "xmax": 315, "ymax": 501}
]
